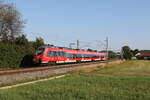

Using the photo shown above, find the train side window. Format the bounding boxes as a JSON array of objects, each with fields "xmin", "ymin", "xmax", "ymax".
[
  {"xmin": 76, "ymin": 54, "xmax": 79, "ymax": 58},
  {"xmin": 66, "ymin": 53, "xmax": 72, "ymax": 59},
  {"xmin": 57, "ymin": 51, "xmax": 61, "ymax": 57},
  {"xmin": 85, "ymin": 54, "xmax": 88, "ymax": 58},
  {"xmin": 47, "ymin": 51, "xmax": 54, "ymax": 57},
  {"xmin": 67, "ymin": 54, "xmax": 71, "ymax": 58},
  {"xmin": 73, "ymin": 54, "xmax": 75, "ymax": 58},
  {"xmin": 63, "ymin": 52, "xmax": 67, "ymax": 57},
  {"xmin": 55, "ymin": 51, "xmax": 60, "ymax": 57},
  {"xmin": 66, "ymin": 53, "xmax": 69, "ymax": 58},
  {"xmin": 47, "ymin": 51, "xmax": 50, "ymax": 57},
  {"xmin": 90, "ymin": 55, "xmax": 92, "ymax": 58},
  {"xmin": 78, "ymin": 54, "xmax": 82, "ymax": 58},
  {"xmin": 60, "ymin": 52, "xmax": 64, "ymax": 57},
  {"xmin": 71, "ymin": 54, "xmax": 74, "ymax": 58},
  {"xmin": 82, "ymin": 54, "xmax": 84, "ymax": 58},
  {"xmin": 83, "ymin": 54, "xmax": 85, "ymax": 58},
  {"xmin": 84, "ymin": 54, "xmax": 86, "ymax": 58},
  {"xmin": 76, "ymin": 54, "xmax": 78, "ymax": 58},
  {"xmin": 53, "ymin": 51, "xmax": 57, "ymax": 57},
  {"xmin": 69, "ymin": 54, "xmax": 72, "ymax": 58},
  {"xmin": 86, "ymin": 55, "xmax": 88, "ymax": 58},
  {"xmin": 73, "ymin": 54, "xmax": 77, "ymax": 58},
  {"xmin": 92, "ymin": 55, "xmax": 94, "ymax": 58},
  {"xmin": 89, "ymin": 55, "xmax": 91, "ymax": 58},
  {"xmin": 58, "ymin": 51, "xmax": 64, "ymax": 57},
  {"xmin": 52, "ymin": 51, "xmax": 57, "ymax": 57},
  {"xmin": 54, "ymin": 51, "xmax": 57, "ymax": 57},
  {"xmin": 52, "ymin": 51, "xmax": 65, "ymax": 57}
]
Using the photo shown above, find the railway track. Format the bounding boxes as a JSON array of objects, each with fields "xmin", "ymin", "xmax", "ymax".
[
  {"xmin": 0, "ymin": 59, "xmax": 120, "ymax": 84},
  {"xmin": 0, "ymin": 60, "xmax": 107, "ymax": 75}
]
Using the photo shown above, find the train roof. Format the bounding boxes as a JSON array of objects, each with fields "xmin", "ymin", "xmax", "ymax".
[{"xmin": 39, "ymin": 45, "xmax": 106, "ymax": 55}]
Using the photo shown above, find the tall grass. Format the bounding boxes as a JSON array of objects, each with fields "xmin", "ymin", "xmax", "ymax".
[{"xmin": 0, "ymin": 60, "xmax": 150, "ymax": 100}]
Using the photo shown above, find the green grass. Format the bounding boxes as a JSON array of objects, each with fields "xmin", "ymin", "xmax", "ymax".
[
  {"xmin": 0, "ymin": 60, "xmax": 150, "ymax": 100},
  {"xmin": 94, "ymin": 60, "xmax": 150, "ymax": 76}
]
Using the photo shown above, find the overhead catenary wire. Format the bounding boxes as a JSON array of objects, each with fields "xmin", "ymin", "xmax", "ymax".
[{"xmin": 43, "ymin": 35, "xmax": 107, "ymax": 51}]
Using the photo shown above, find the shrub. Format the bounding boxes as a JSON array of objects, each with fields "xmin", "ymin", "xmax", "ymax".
[{"xmin": 0, "ymin": 43, "xmax": 35, "ymax": 68}]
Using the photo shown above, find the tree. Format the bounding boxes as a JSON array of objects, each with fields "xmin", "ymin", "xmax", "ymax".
[
  {"xmin": 122, "ymin": 46, "xmax": 133, "ymax": 60},
  {"xmin": 0, "ymin": 1, "xmax": 24, "ymax": 42},
  {"xmin": 108, "ymin": 51, "xmax": 118, "ymax": 59},
  {"xmin": 101, "ymin": 50, "xmax": 118, "ymax": 59},
  {"xmin": 33, "ymin": 37, "xmax": 44, "ymax": 49},
  {"xmin": 15, "ymin": 34, "xmax": 28, "ymax": 46},
  {"xmin": 132, "ymin": 49, "xmax": 139, "ymax": 56}
]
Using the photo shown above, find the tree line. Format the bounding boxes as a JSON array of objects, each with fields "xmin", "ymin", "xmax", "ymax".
[
  {"xmin": 121, "ymin": 46, "xmax": 139, "ymax": 60},
  {"xmin": 0, "ymin": 1, "xmax": 44, "ymax": 68},
  {"xmin": 0, "ymin": 1, "xmax": 44, "ymax": 49}
]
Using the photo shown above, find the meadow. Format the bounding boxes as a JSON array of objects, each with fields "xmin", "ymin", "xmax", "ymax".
[{"xmin": 0, "ymin": 60, "xmax": 150, "ymax": 100}]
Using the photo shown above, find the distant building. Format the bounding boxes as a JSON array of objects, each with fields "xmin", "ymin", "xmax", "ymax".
[{"xmin": 136, "ymin": 50, "xmax": 150, "ymax": 60}]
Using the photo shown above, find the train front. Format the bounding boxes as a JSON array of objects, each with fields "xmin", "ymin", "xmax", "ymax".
[{"xmin": 33, "ymin": 47, "xmax": 46, "ymax": 64}]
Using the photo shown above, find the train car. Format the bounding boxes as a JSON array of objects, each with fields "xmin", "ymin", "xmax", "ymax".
[{"xmin": 33, "ymin": 46, "xmax": 107, "ymax": 65}]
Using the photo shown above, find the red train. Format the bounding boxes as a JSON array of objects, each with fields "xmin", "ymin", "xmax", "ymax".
[{"xmin": 33, "ymin": 46, "xmax": 107, "ymax": 65}]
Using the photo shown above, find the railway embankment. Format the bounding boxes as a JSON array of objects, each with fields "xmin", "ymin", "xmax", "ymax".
[{"xmin": 0, "ymin": 60, "xmax": 122, "ymax": 85}]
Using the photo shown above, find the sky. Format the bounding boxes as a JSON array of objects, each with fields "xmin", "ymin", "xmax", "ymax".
[{"xmin": 5, "ymin": 0, "xmax": 150, "ymax": 51}]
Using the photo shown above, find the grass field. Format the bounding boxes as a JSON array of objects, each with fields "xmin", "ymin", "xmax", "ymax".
[{"xmin": 0, "ymin": 60, "xmax": 150, "ymax": 100}]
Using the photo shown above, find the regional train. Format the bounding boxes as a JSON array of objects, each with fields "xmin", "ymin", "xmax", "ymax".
[{"xmin": 33, "ymin": 45, "xmax": 107, "ymax": 65}]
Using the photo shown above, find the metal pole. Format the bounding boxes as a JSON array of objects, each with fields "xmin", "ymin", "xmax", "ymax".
[
  {"xmin": 77, "ymin": 40, "xmax": 79, "ymax": 49},
  {"xmin": 121, "ymin": 48, "xmax": 124, "ymax": 60},
  {"xmin": 105, "ymin": 37, "xmax": 109, "ymax": 62}
]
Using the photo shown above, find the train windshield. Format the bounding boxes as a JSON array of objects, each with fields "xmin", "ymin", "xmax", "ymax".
[{"xmin": 36, "ymin": 48, "xmax": 45, "ymax": 55}]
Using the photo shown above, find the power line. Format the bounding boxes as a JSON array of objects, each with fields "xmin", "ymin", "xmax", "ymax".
[{"xmin": 45, "ymin": 36, "xmax": 107, "ymax": 51}]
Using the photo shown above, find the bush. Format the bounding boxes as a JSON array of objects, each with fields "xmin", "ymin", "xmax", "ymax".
[
  {"xmin": 0, "ymin": 43, "xmax": 35, "ymax": 68},
  {"xmin": 122, "ymin": 46, "xmax": 133, "ymax": 60}
]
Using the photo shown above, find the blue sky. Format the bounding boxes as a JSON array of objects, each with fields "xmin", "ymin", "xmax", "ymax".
[{"xmin": 5, "ymin": 0, "xmax": 150, "ymax": 51}]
